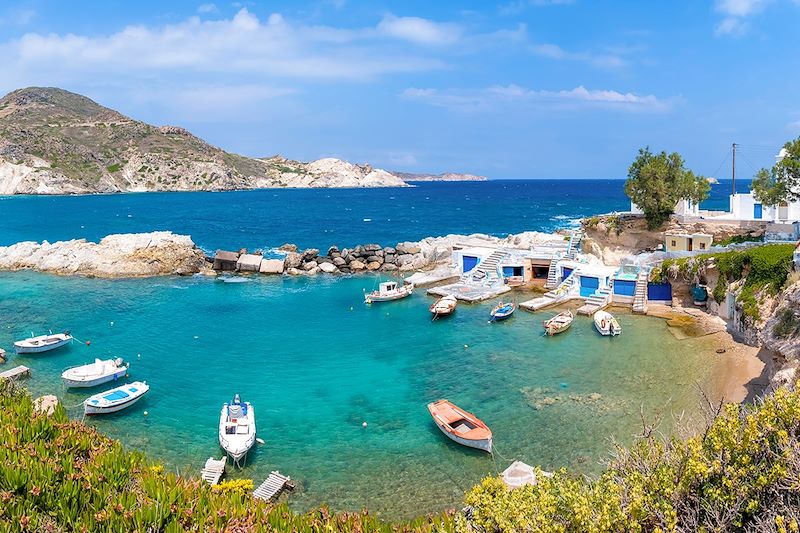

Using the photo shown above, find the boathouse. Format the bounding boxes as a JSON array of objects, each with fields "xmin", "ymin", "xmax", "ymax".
[
  {"xmin": 611, "ymin": 265, "xmax": 640, "ymax": 304},
  {"xmin": 213, "ymin": 250, "xmax": 240, "ymax": 271},
  {"xmin": 664, "ymin": 232, "xmax": 712, "ymax": 252}
]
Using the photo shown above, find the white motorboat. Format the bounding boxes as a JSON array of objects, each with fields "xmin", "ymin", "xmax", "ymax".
[
  {"xmin": 62, "ymin": 358, "xmax": 129, "ymax": 388},
  {"xmin": 14, "ymin": 331, "xmax": 73, "ymax": 354},
  {"xmin": 364, "ymin": 281, "xmax": 413, "ymax": 304},
  {"xmin": 593, "ymin": 310, "xmax": 622, "ymax": 336},
  {"xmin": 219, "ymin": 394, "xmax": 256, "ymax": 467},
  {"xmin": 83, "ymin": 381, "xmax": 149, "ymax": 415}
]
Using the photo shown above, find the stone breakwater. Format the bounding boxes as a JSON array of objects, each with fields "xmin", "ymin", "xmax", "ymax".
[
  {"xmin": 0, "ymin": 232, "xmax": 209, "ymax": 278},
  {"xmin": 216, "ymin": 231, "xmax": 567, "ymax": 276}
]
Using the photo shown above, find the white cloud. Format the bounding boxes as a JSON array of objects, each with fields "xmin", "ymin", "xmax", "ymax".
[
  {"xmin": 713, "ymin": 0, "xmax": 772, "ymax": 36},
  {"xmin": 402, "ymin": 84, "xmax": 673, "ymax": 112},
  {"xmin": 530, "ymin": 42, "xmax": 625, "ymax": 68},
  {"xmin": 197, "ymin": 3, "xmax": 218, "ymax": 14},
  {"xmin": 376, "ymin": 14, "xmax": 462, "ymax": 45}
]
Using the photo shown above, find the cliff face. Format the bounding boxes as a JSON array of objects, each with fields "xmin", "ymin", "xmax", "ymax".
[
  {"xmin": 390, "ymin": 171, "xmax": 487, "ymax": 182},
  {"xmin": 0, "ymin": 87, "xmax": 407, "ymax": 194}
]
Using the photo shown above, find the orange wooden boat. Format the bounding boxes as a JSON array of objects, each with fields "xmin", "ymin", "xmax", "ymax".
[{"xmin": 427, "ymin": 399, "xmax": 492, "ymax": 452}]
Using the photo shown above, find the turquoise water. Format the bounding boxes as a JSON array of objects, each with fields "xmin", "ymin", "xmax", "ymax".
[{"xmin": 1, "ymin": 270, "xmax": 729, "ymax": 518}]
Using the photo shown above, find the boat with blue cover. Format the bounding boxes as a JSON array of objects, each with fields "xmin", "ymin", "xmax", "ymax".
[
  {"xmin": 489, "ymin": 301, "xmax": 516, "ymax": 322},
  {"xmin": 83, "ymin": 381, "xmax": 149, "ymax": 415},
  {"xmin": 219, "ymin": 394, "xmax": 256, "ymax": 467}
]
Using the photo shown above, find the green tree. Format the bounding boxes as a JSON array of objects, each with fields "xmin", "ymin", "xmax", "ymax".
[
  {"xmin": 752, "ymin": 136, "xmax": 800, "ymax": 206},
  {"xmin": 624, "ymin": 148, "xmax": 711, "ymax": 229}
]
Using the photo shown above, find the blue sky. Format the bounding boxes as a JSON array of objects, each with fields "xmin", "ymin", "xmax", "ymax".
[{"xmin": 0, "ymin": 0, "xmax": 798, "ymax": 178}]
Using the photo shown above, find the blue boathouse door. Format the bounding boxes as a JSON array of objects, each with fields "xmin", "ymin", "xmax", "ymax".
[
  {"xmin": 754, "ymin": 204, "xmax": 762, "ymax": 219},
  {"xmin": 462, "ymin": 255, "xmax": 479, "ymax": 272}
]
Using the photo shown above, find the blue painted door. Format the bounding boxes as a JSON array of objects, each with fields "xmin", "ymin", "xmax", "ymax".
[
  {"xmin": 614, "ymin": 280, "xmax": 636, "ymax": 296},
  {"xmin": 647, "ymin": 282, "xmax": 672, "ymax": 301},
  {"xmin": 579, "ymin": 276, "xmax": 599, "ymax": 297},
  {"xmin": 754, "ymin": 203, "xmax": 762, "ymax": 219},
  {"xmin": 462, "ymin": 255, "xmax": 479, "ymax": 272},
  {"xmin": 562, "ymin": 267, "xmax": 573, "ymax": 280}
]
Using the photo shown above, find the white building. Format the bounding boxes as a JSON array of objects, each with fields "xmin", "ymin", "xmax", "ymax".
[{"xmin": 629, "ymin": 199, "xmax": 699, "ymax": 217}]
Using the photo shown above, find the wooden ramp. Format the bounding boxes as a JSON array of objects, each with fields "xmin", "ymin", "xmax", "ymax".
[
  {"xmin": 0, "ymin": 365, "xmax": 30, "ymax": 380},
  {"xmin": 253, "ymin": 471, "xmax": 292, "ymax": 502},
  {"xmin": 200, "ymin": 457, "xmax": 226, "ymax": 486}
]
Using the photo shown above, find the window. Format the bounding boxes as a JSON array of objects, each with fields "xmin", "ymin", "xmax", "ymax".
[
  {"xmin": 699, "ymin": 242, "xmax": 706, "ymax": 250},
  {"xmin": 671, "ymin": 240, "xmax": 677, "ymax": 247}
]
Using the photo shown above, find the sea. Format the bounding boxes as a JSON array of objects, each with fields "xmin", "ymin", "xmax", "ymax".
[{"xmin": 0, "ymin": 179, "xmax": 750, "ymax": 518}]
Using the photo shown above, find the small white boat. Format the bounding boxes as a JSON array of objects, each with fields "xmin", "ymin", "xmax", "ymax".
[
  {"xmin": 219, "ymin": 394, "xmax": 256, "ymax": 467},
  {"xmin": 428, "ymin": 399, "xmax": 493, "ymax": 453},
  {"xmin": 62, "ymin": 358, "xmax": 129, "ymax": 388},
  {"xmin": 543, "ymin": 310, "xmax": 574, "ymax": 336},
  {"xmin": 430, "ymin": 294, "xmax": 458, "ymax": 318},
  {"xmin": 364, "ymin": 281, "xmax": 413, "ymax": 304},
  {"xmin": 14, "ymin": 331, "xmax": 73, "ymax": 354},
  {"xmin": 83, "ymin": 381, "xmax": 149, "ymax": 415},
  {"xmin": 593, "ymin": 310, "xmax": 622, "ymax": 336}
]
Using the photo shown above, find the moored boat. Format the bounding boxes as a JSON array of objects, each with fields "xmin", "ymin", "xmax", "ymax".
[
  {"xmin": 429, "ymin": 294, "xmax": 457, "ymax": 318},
  {"xmin": 428, "ymin": 399, "xmax": 492, "ymax": 452},
  {"xmin": 219, "ymin": 394, "xmax": 256, "ymax": 467},
  {"xmin": 364, "ymin": 281, "xmax": 413, "ymax": 304},
  {"xmin": 83, "ymin": 381, "xmax": 149, "ymax": 415},
  {"xmin": 593, "ymin": 310, "xmax": 622, "ymax": 336},
  {"xmin": 543, "ymin": 310, "xmax": 574, "ymax": 336},
  {"xmin": 14, "ymin": 331, "xmax": 73, "ymax": 354},
  {"xmin": 62, "ymin": 358, "xmax": 129, "ymax": 388},
  {"xmin": 489, "ymin": 301, "xmax": 516, "ymax": 322}
]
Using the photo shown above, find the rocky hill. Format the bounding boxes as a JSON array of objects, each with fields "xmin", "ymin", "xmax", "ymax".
[
  {"xmin": 0, "ymin": 87, "xmax": 407, "ymax": 194},
  {"xmin": 391, "ymin": 171, "xmax": 487, "ymax": 182}
]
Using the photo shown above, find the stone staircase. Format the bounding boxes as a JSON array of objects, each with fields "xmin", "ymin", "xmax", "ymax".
[
  {"xmin": 565, "ymin": 231, "xmax": 584, "ymax": 260},
  {"xmin": 577, "ymin": 285, "xmax": 612, "ymax": 316},
  {"xmin": 544, "ymin": 254, "xmax": 561, "ymax": 289},
  {"xmin": 632, "ymin": 267, "xmax": 650, "ymax": 314},
  {"xmin": 461, "ymin": 250, "xmax": 509, "ymax": 285}
]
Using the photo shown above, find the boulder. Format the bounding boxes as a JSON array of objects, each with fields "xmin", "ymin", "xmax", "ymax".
[
  {"xmin": 259, "ymin": 259, "xmax": 284, "ymax": 274},
  {"xmin": 327, "ymin": 246, "xmax": 340, "ymax": 257},
  {"xmin": 33, "ymin": 395, "xmax": 59, "ymax": 416},
  {"xmin": 384, "ymin": 254, "xmax": 397, "ymax": 264},
  {"xmin": 319, "ymin": 262, "xmax": 337, "ymax": 274},
  {"xmin": 333, "ymin": 257, "xmax": 346, "ymax": 267},
  {"xmin": 396, "ymin": 242, "xmax": 421, "ymax": 255},
  {"xmin": 354, "ymin": 245, "xmax": 364, "ymax": 256},
  {"xmin": 286, "ymin": 267, "xmax": 302, "ymax": 276},
  {"xmin": 236, "ymin": 253, "xmax": 263, "ymax": 272},
  {"xmin": 366, "ymin": 255, "xmax": 383, "ymax": 264},
  {"xmin": 339, "ymin": 267, "xmax": 351, "ymax": 274},
  {"xmin": 278, "ymin": 243, "xmax": 298, "ymax": 252},
  {"xmin": 367, "ymin": 261, "xmax": 381, "ymax": 271},
  {"xmin": 350, "ymin": 260, "xmax": 366, "ymax": 271},
  {"xmin": 317, "ymin": 256, "xmax": 333, "ymax": 264},
  {"xmin": 305, "ymin": 266, "xmax": 320, "ymax": 275},
  {"xmin": 383, "ymin": 246, "xmax": 396, "ymax": 255},
  {"xmin": 284, "ymin": 252, "xmax": 302, "ymax": 269},
  {"xmin": 302, "ymin": 248, "xmax": 320, "ymax": 260},
  {"xmin": 396, "ymin": 254, "xmax": 415, "ymax": 266},
  {"xmin": 345, "ymin": 254, "xmax": 357, "ymax": 263},
  {"xmin": 303, "ymin": 261, "xmax": 318, "ymax": 271},
  {"xmin": 364, "ymin": 243, "xmax": 382, "ymax": 252},
  {"xmin": 381, "ymin": 263, "xmax": 398, "ymax": 271}
]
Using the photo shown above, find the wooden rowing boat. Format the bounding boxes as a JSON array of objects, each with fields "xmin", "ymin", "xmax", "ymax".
[
  {"xmin": 543, "ymin": 310, "xmax": 573, "ymax": 336},
  {"xmin": 427, "ymin": 399, "xmax": 492, "ymax": 452},
  {"xmin": 429, "ymin": 294, "xmax": 457, "ymax": 318},
  {"xmin": 489, "ymin": 301, "xmax": 516, "ymax": 322}
]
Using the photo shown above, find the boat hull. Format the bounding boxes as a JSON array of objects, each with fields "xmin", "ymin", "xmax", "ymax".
[
  {"xmin": 14, "ymin": 336, "xmax": 72, "ymax": 354},
  {"xmin": 433, "ymin": 418, "xmax": 493, "ymax": 452},
  {"xmin": 219, "ymin": 402, "xmax": 256, "ymax": 466},
  {"xmin": 62, "ymin": 367, "xmax": 128, "ymax": 388},
  {"xmin": 593, "ymin": 311, "xmax": 621, "ymax": 336},
  {"xmin": 364, "ymin": 287, "xmax": 413, "ymax": 304}
]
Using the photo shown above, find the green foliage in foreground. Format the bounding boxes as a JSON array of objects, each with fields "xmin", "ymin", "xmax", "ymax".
[
  {"xmin": 752, "ymin": 136, "xmax": 800, "ymax": 206},
  {"xmin": 461, "ymin": 388, "xmax": 800, "ymax": 532},
  {"xmin": 0, "ymin": 381, "xmax": 454, "ymax": 532},
  {"xmin": 653, "ymin": 244, "xmax": 795, "ymax": 320}
]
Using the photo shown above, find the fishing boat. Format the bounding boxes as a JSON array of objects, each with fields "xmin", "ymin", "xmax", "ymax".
[
  {"xmin": 543, "ymin": 310, "xmax": 574, "ymax": 336},
  {"xmin": 428, "ymin": 399, "xmax": 493, "ymax": 453},
  {"xmin": 62, "ymin": 358, "xmax": 129, "ymax": 388},
  {"xmin": 429, "ymin": 294, "xmax": 457, "ymax": 318},
  {"xmin": 489, "ymin": 301, "xmax": 516, "ymax": 322},
  {"xmin": 593, "ymin": 310, "xmax": 622, "ymax": 336},
  {"xmin": 83, "ymin": 381, "xmax": 149, "ymax": 415},
  {"xmin": 14, "ymin": 331, "xmax": 73, "ymax": 354},
  {"xmin": 219, "ymin": 394, "xmax": 256, "ymax": 467},
  {"xmin": 364, "ymin": 281, "xmax": 413, "ymax": 304}
]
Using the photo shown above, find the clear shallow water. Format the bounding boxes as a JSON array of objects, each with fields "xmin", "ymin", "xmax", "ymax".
[
  {"xmin": 1, "ymin": 271, "xmax": 730, "ymax": 518},
  {"xmin": 0, "ymin": 179, "xmax": 750, "ymax": 252}
]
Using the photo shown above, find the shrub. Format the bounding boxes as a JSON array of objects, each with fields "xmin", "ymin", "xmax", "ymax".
[
  {"xmin": 774, "ymin": 308, "xmax": 800, "ymax": 339},
  {"xmin": 106, "ymin": 163, "xmax": 122, "ymax": 173},
  {"xmin": 461, "ymin": 388, "xmax": 800, "ymax": 532}
]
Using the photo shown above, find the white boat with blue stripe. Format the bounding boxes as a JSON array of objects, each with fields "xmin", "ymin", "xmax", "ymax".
[
  {"xmin": 219, "ymin": 394, "xmax": 256, "ymax": 467},
  {"xmin": 83, "ymin": 381, "xmax": 149, "ymax": 415}
]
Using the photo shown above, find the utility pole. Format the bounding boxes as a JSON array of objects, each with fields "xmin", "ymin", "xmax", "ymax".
[{"xmin": 732, "ymin": 142, "xmax": 737, "ymax": 195}]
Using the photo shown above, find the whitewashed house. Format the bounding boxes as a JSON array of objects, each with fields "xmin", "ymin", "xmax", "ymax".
[{"xmin": 629, "ymin": 199, "xmax": 699, "ymax": 217}]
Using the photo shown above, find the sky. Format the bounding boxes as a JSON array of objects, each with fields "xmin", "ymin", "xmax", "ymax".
[{"xmin": 0, "ymin": 0, "xmax": 798, "ymax": 179}]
